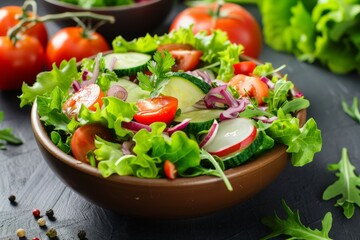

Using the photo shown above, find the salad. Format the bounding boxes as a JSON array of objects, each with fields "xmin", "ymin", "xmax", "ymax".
[{"xmin": 20, "ymin": 27, "xmax": 322, "ymax": 191}]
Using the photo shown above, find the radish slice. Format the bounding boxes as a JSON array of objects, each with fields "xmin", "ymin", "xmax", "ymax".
[
  {"xmin": 199, "ymin": 120, "xmax": 219, "ymax": 148},
  {"xmin": 203, "ymin": 118, "xmax": 257, "ymax": 157}
]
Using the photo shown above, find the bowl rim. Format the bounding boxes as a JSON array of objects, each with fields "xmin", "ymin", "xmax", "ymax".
[
  {"xmin": 42, "ymin": 0, "xmax": 167, "ymax": 11},
  {"xmin": 31, "ymin": 101, "xmax": 306, "ymax": 188}
]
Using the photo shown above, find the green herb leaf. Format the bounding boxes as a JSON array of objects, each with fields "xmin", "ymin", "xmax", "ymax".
[
  {"xmin": 137, "ymin": 51, "xmax": 175, "ymax": 97},
  {"xmin": 0, "ymin": 111, "xmax": 23, "ymax": 148},
  {"xmin": 342, "ymin": 97, "xmax": 360, "ymax": 123},
  {"xmin": 266, "ymin": 109, "xmax": 322, "ymax": 166},
  {"xmin": 323, "ymin": 148, "xmax": 360, "ymax": 219},
  {"xmin": 261, "ymin": 199, "xmax": 333, "ymax": 240}
]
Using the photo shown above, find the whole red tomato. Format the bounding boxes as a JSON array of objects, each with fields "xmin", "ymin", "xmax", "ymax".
[
  {"xmin": 0, "ymin": 6, "xmax": 48, "ymax": 49},
  {"xmin": 46, "ymin": 27, "xmax": 110, "ymax": 70},
  {"xmin": 0, "ymin": 35, "xmax": 45, "ymax": 90},
  {"xmin": 170, "ymin": 3, "xmax": 262, "ymax": 58}
]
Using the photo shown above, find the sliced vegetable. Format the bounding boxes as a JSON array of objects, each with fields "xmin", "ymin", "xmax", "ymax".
[
  {"xmin": 164, "ymin": 160, "xmax": 177, "ymax": 180},
  {"xmin": 199, "ymin": 120, "xmax": 219, "ymax": 148},
  {"xmin": 233, "ymin": 61, "xmax": 257, "ymax": 76},
  {"xmin": 174, "ymin": 109, "xmax": 223, "ymax": 134},
  {"xmin": 71, "ymin": 123, "xmax": 115, "ymax": 163},
  {"xmin": 203, "ymin": 118, "xmax": 257, "ymax": 158},
  {"xmin": 104, "ymin": 52, "xmax": 151, "ymax": 76},
  {"xmin": 161, "ymin": 72, "xmax": 211, "ymax": 111},
  {"xmin": 134, "ymin": 96, "xmax": 178, "ymax": 125},
  {"xmin": 62, "ymin": 83, "xmax": 104, "ymax": 118},
  {"xmin": 228, "ymin": 74, "xmax": 269, "ymax": 105}
]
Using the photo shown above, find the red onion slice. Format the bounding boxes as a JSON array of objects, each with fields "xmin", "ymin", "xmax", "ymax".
[
  {"xmin": 166, "ymin": 119, "xmax": 191, "ymax": 136},
  {"xmin": 107, "ymin": 85, "xmax": 128, "ymax": 101},
  {"xmin": 199, "ymin": 120, "xmax": 219, "ymax": 148},
  {"xmin": 122, "ymin": 121, "xmax": 151, "ymax": 132}
]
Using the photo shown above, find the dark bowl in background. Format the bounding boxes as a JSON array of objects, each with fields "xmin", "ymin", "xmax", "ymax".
[{"xmin": 40, "ymin": 0, "xmax": 174, "ymax": 44}]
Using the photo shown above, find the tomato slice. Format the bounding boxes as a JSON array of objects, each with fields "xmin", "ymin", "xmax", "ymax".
[
  {"xmin": 233, "ymin": 61, "xmax": 257, "ymax": 76},
  {"xmin": 157, "ymin": 43, "xmax": 202, "ymax": 72},
  {"xmin": 169, "ymin": 50, "xmax": 203, "ymax": 72},
  {"xmin": 134, "ymin": 96, "xmax": 178, "ymax": 125},
  {"xmin": 62, "ymin": 84, "xmax": 104, "ymax": 118},
  {"xmin": 228, "ymin": 74, "xmax": 269, "ymax": 105},
  {"xmin": 71, "ymin": 123, "xmax": 115, "ymax": 163},
  {"xmin": 164, "ymin": 160, "xmax": 177, "ymax": 180}
]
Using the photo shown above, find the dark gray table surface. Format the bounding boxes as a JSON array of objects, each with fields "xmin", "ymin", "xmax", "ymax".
[{"xmin": 1, "ymin": 1, "xmax": 360, "ymax": 239}]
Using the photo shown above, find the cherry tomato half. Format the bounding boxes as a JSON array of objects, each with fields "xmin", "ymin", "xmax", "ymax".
[
  {"xmin": 170, "ymin": 3, "xmax": 262, "ymax": 58},
  {"xmin": 71, "ymin": 123, "xmax": 115, "ymax": 163},
  {"xmin": 46, "ymin": 27, "xmax": 110, "ymax": 69},
  {"xmin": 157, "ymin": 43, "xmax": 203, "ymax": 72},
  {"xmin": 0, "ymin": 6, "xmax": 48, "ymax": 49},
  {"xmin": 134, "ymin": 96, "xmax": 179, "ymax": 125},
  {"xmin": 228, "ymin": 74, "xmax": 269, "ymax": 105},
  {"xmin": 62, "ymin": 84, "xmax": 104, "ymax": 119},
  {"xmin": 0, "ymin": 35, "xmax": 45, "ymax": 90},
  {"xmin": 233, "ymin": 61, "xmax": 257, "ymax": 76}
]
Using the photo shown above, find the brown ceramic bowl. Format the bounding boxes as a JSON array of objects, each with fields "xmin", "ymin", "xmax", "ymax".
[
  {"xmin": 40, "ymin": 0, "xmax": 174, "ymax": 43},
  {"xmin": 31, "ymin": 99, "xmax": 306, "ymax": 219}
]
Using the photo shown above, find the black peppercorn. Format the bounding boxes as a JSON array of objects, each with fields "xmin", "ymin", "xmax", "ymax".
[
  {"xmin": 46, "ymin": 228, "xmax": 57, "ymax": 238},
  {"xmin": 46, "ymin": 208, "xmax": 54, "ymax": 218},
  {"xmin": 77, "ymin": 229, "xmax": 87, "ymax": 239},
  {"xmin": 8, "ymin": 195, "xmax": 16, "ymax": 204}
]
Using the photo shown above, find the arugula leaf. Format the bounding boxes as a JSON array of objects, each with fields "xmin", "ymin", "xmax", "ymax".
[
  {"xmin": 261, "ymin": 199, "xmax": 333, "ymax": 240},
  {"xmin": 265, "ymin": 109, "xmax": 322, "ymax": 166},
  {"xmin": 137, "ymin": 51, "xmax": 175, "ymax": 97},
  {"xmin": 342, "ymin": 97, "xmax": 360, "ymax": 123},
  {"xmin": 323, "ymin": 148, "xmax": 360, "ymax": 219},
  {"xmin": 0, "ymin": 111, "xmax": 23, "ymax": 149}
]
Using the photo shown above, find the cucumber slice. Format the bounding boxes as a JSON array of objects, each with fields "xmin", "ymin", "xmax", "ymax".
[
  {"xmin": 222, "ymin": 131, "xmax": 264, "ymax": 169},
  {"xmin": 104, "ymin": 52, "xmax": 151, "ymax": 76},
  {"xmin": 160, "ymin": 72, "xmax": 212, "ymax": 112},
  {"xmin": 174, "ymin": 109, "xmax": 224, "ymax": 134}
]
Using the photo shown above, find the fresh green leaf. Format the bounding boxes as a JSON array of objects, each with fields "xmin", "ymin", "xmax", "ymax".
[
  {"xmin": 19, "ymin": 58, "xmax": 78, "ymax": 108},
  {"xmin": 342, "ymin": 97, "xmax": 360, "ymax": 123},
  {"xmin": 258, "ymin": 0, "xmax": 360, "ymax": 74},
  {"xmin": 261, "ymin": 199, "xmax": 333, "ymax": 240},
  {"xmin": 266, "ymin": 110, "xmax": 322, "ymax": 166},
  {"xmin": 323, "ymin": 148, "xmax": 360, "ymax": 219},
  {"xmin": 0, "ymin": 111, "xmax": 23, "ymax": 148},
  {"xmin": 137, "ymin": 51, "xmax": 175, "ymax": 97}
]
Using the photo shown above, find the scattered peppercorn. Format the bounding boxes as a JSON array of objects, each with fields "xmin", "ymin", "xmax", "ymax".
[
  {"xmin": 16, "ymin": 228, "xmax": 26, "ymax": 238},
  {"xmin": 77, "ymin": 229, "xmax": 87, "ymax": 239},
  {"xmin": 46, "ymin": 228, "xmax": 57, "ymax": 238},
  {"xmin": 37, "ymin": 217, "xmax": 46, "ymax": 227},
  {"xmin": 45, "ymin": 209, "xmax": 54, "ymax": 219},
  {"xmin": 32, "ymin": 208, "xmax": 41, "ymax": 218},
  {"xmin": 32, "ymin": 238, "xmax": 40, "ymax": 240},
  {"xmin": 8, "ymin": 195, "xmax": 16, "ymax": 204}
]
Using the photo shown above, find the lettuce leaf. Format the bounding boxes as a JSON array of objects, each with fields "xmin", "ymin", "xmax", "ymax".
[
  {"xmin": 19, "ymin": 59, "xmax": 78, "ymax": 108},
  {"xmin": 259, "ymin": 0, "xmax": 360, "ymax": 74},
  {"xmin": 112, "ymin": 27, "xmax": 243, "ymax": 81}
]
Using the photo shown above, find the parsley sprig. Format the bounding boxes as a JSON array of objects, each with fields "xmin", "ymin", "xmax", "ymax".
[
  {"xmin": 0, "ymin": 111, "xmax": 23, "ymax": 150},
  {"xmin": 137, "ymin": 51, "xmax": 175, "ymax": 98}
]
